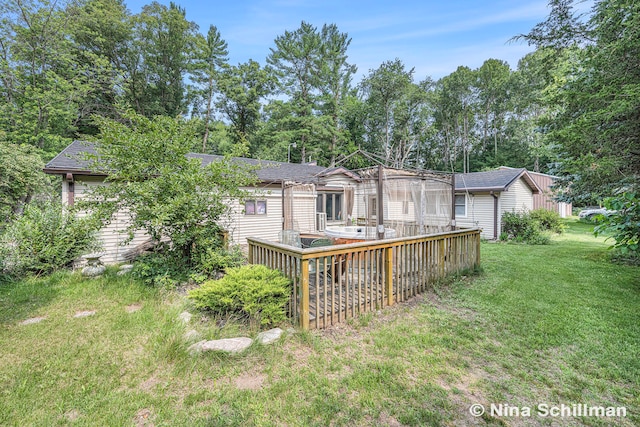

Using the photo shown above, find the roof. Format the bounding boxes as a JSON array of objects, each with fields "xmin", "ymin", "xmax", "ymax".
[
  {"xmin": 44, "ymin": 141, "xmax": 357, "ymax": 184},
  {"xmin": 455, "ymin": 168, "xmax": 540, "ymax": 194}
]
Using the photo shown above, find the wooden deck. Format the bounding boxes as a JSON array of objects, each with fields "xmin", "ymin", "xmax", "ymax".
[{"xmin": 248, "ymin": 228, "xmax": 480, "ymax": 329}]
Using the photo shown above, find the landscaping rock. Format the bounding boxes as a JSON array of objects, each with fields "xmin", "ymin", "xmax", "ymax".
[
  {"xmin": 201, "ymin": 337, "xmax": 253, "ymax": 354},
  {"xmin": 187, "ymin": 340, "xmax": 207, "ymax": 355},
  {"xmin": 256, "ymin": 328, "xmax": 284, "ymax": 345},
  {"xmin": 74, "ymin": 310, "xmax": 96, "ymax": 318},
  {"xmin": 178, "ymin": 311, "xmax": 192, "ymax": 323},
  {"xmin": 20, "ymin": 316, "xmax": 46, "ymax": 325},
  {"xmin": 117, "ymin": 264, "xmax": 134, "ymax": 275}
]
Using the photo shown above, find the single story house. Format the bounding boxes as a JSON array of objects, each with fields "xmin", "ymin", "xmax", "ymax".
[
  {"xmin": 44, "ymin": 141, "xmax": 360, "ymax": 263},
  {"xmin": 498, "ymin": 167, "xmax": 572, "ymax": 217},
  {"xmin": 454, "ymin": 168, "xmax": 541, "ymax": 240}
]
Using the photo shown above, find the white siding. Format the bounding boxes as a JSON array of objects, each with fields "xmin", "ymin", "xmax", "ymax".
[
  {"xmin": 501, "ymin": 179, "xmax": 533, "ymax": 214},
  {"xmin": 73, "ymin": 177, "xmax": 150, "ymax": 264},
  {"xmin": 224, "ymin": 188, "xmax": 283, "ymax": 246},
  {"xmin": 456, "ymin": 193, "xmax": 496, "ymax": 239}
]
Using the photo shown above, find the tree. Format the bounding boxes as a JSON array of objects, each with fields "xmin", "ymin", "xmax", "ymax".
[
  {"xmin": 316, "ymin": 24, "xmax": 357, "ymax": 166},
  {"xmin": 0, "ymin": 0, "xmax": 92, "ymax": 159},
  {"xmin": 191, "ymin": 25, "xmax": 228, "ymax": 153},
  {"xmin": 82, "ymin": 111, "xmax": 256, "ymax": 265},
  {"xmin": 124, "ymin": 1, "xmax": 198, "ymax": 117},
  {"xmin": 0, "ymin": 141, "xmax": 46, "ymax": 224},
  {"xmin": 267, "ymin": 21, "xmax": 322, "ymax": 161},
  {"xmin": 518, "ymin": 0, "xmax": 640, "ymax": 203},
  {"xmin": 359, "ymin": 59, "xmax": 415, "ymax": 166},
  {"xmin": 217, "ymin": 60, "xmax": 275, "ymax": 154}
]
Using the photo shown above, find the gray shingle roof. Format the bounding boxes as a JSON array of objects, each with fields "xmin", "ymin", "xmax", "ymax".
[
  {"xmin": 455, "ymin": 168, "xmax": 540, "ymax": 193},
  {"xmin": 44, "ymin": 141, "xmax": 349, "ymax": 183}
]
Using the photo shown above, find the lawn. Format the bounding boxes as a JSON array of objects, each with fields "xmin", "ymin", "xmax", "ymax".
[{"xmin": 0, "ymin": 220, "xmax": 638, "ymax": 426}]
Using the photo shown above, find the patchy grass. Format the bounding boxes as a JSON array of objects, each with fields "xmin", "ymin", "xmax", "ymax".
[{"xmin": 0, "ymin": 220, "xmax": 638, "ymax": 426}]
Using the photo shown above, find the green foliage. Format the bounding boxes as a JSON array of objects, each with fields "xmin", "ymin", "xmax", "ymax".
[
  {"xmin": 530, "ymin": 208, "xmax": 565, "ymax": 234},
  {"xmin": 198, "ymin": 245, "xmax": 246, "ymax": 276},
  {"xmin": 82, "ymin": 110, "xmax": 256, "ymax": 272},
  {"xmin": 0, "ymin": 142, "xmax": 47, "ymax": 224},
  {"xmin": 130, "ymin": 251, "xmax": 189, "ymax": 287},
  {"xmin": 501, "ymin": 211, "xmax": 550, "ymax": 245},
  {"xmin": 0, "ymin": 200, "xmax": 100, "ymax": 276},
  {"xmin": 594, "ymin": 192, "xmax": 640, "ymax": 256},
  {"xmin": 189, "ymin": 265, "xmax": 290, "ymax": 326}
]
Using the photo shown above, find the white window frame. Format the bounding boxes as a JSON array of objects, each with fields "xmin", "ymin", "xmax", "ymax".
[{"xmin": 454, "ymin": 194, "xmax": 467, "ymax": 218}]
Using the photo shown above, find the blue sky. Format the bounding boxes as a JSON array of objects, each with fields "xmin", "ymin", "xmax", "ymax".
[{"xmin": 125, "ymin": 0, "xmax": 567, "ymax": 80}]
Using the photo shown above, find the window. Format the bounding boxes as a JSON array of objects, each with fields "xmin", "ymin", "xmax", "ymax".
[
  {"xmin": 455, "ymin": 195, "xmax": 466, "ymax": 217},
  {"xmin": 245, "ymin": 199, "xmax": 267, "ymax": 215},
  {"xmin": 368, "ymin": 196, "xmax": 377, "ymax": 218},
  {"xmin": 316, "ymin": 192, "xmax": 342, "ymax": 221}
]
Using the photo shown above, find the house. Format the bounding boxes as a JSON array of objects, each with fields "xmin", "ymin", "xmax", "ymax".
[
  {"xmin": 498, "ymin": 167, "xmax": 572, "ymax": 218},
  {"xmin": 454, "ymin": 168, "xmax": 541, "ymax": 240},
  {"xmin": 43, "ymin": 141, "xmax": 360, "ymax": 263}
]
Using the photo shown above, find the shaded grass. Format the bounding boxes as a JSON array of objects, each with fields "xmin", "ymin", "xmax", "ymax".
[{"xmin": 0, "ymin": 220, "xmax": 638, "ymax": 426}]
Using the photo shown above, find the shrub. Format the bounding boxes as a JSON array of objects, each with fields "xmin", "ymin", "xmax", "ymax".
[
  {"xmin": 188, "ymin": 265, "xmax": 290, "ymax": 326},
  {"xmin": 198, "ymin": 245, "xmax": 246, "ymax": 275},
  {"xmin": 0, "ymin": 201, "xmax": 100, "ymax": 276},
  {"xmin": 501, "ymin": 211, "xmax": 550, "ymax": 245},
  {"xmin": 530, "ymin": 208, "xmax": 565, "ymax": 234},
  {"xmin": 130, "ymin": 251, "xmax": 189, "ymax": 287},
  {"xmin": 594, "ymin": 192, "xmax": 640, "ymax": 257}
]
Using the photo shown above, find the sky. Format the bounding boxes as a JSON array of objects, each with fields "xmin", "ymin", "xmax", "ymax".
[{"xmin": 124, "ymin": 0, "xmax": 564, "ymax": 81}]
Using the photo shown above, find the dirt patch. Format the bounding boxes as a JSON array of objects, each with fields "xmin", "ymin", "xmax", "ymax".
[
  {"xmin": 234, "ymin": 372, "xmax": 266, "ymax": 390},
  {"xmin": 133, "ymin": 408, "xmax": 154, "ymax": 427},
  {"xmin": 126, "ymin": 303, "xmax": 143, "ymax": 313},
  {"xmin": 64, "ymin": 409, "xmax": 81, "ymax": 422},
  {"xmin": 139, "ymin": 376, "xmax": 160, "ymax": 392},
  {"xmin": 378, "ymin": 411, "xmax": 402, "ymax": 427},
  {"xmin": 73, "ymin": 310, "xmax": 96, "ymax": 318}
]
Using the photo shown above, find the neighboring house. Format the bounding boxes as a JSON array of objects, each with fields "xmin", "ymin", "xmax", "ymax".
[
  {"xmin": 455, "ymin": 168, "xmax": 541, "ymax": 240},
  {"xmin": 498, "ymin": 167, "xmax": 572, "ymax": 218},
  {"xmin": 44, "ymin": 141, "xmax": 359, "ymax": 263}
]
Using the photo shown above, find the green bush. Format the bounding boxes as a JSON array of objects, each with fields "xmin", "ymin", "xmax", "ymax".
[
  {"xmin": 188, "ymin": 264, "xmax": 291, "ymax": 326},
  {"xmin": 594, "ymin": 192, "xmax": 640, "ymax": 257},
  {"xmin": 198, "ymin": 245, "xmax": 246, "ymax": 275},
  {"xmin": 501, "ymin": 211, "xmax": 550, "ymax": 245},
  {"xmin": 530, "ymin": 208, "xmax": 565, "ymax": 234},
  {"xmin": 0, "ymin": 201, "xmax": 100, "ymax": 276},
  {"xmin": 130, "ymin": 251, "xmax": 189, "ymax": 287}
]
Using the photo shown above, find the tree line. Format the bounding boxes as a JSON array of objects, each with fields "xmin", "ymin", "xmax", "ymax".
[{"xmin": 1, "ymin": 0, "xmax": 638, "ymax": 220}]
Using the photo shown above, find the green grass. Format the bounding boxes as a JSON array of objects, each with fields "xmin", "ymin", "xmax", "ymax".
[{"xmin": 1, "ymin": 219, "xmax": 638, "ymax": 426}]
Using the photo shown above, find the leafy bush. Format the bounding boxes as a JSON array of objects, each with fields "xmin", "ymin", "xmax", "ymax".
[
  {"xmin": 198, "ymin": 245, "xmax": 246, "ymax": 275},
  {"xmin": 530, "ymin": 208, "xmax": 565, "ymax": 234},
  {"xmin": 188, "ymin": 265, "xmax": 290, "ymax": 326},
  {"xmin": 0, "ymin": 201, "xmax": 100, "ymax": 276},
  {"xmin": 130, "ymin": 251, "xmax": 190, "ymax": 287},
  {"xmin": 501, "ymin": 211, "xmax": 550, "ymax": 245},
  {"xmin": 594, "ymin": 192, "xmax": 640, "ymax": 257}
]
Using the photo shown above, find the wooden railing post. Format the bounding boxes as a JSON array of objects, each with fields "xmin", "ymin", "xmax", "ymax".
[
  {"xmin": 300, "ymin": 258, "xmax": 310, "ymax": 330},
  {"xmin": 248, "ymin": 242, "xmax": 254, "ymax": 264},
  {"xmin": 438, "ymin": 238, "xmax": 445, "ymax": 278},
  {"xmin": 385, "ymin": 247, "xmax": 393, "ymax": 306},
  {"xmin": 475, "ymin": 231, "xmax": 481, "ymax": 268}
]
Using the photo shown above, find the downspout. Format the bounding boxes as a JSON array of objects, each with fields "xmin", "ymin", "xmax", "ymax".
[
  {"xmin": 491, "ymin": 191, "xmax": 498, "ymax": 240},
  {"xmin": 451, "ymin": 173, "xmax": 456, "ymax": 231},
  {"xmin": 66, "ymin": 173, "xmax": 74, "ymax": 207},
  {"xmin": 281, "ymin": 181, "xmax": 285, "ymax": 231}
]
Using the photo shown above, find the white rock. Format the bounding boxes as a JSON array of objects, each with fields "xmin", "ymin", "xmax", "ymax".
[
  {"xmin": 201, "ymin": 337, "xmax": 253, "ymax": 354},
  {"xmin": 255, "ymin": 328, "xmax": 284, "ymax": 345},
  {"xmin": 20, "ymin": 316, "xmax": 46, "ymax": 325},
  {"xmin": 117, "ymin": 264, "xmax": 134, "ymax": 275},
  {"xmin": 187, "ymin": 340, "xmax": 207, "ymax": 355},
  {"xmin": 73, "ymin": 310, "xmax": 96, "ymax": 318},
  {"xmin": 178, "ymin": 311, "xmax": 192, "ymax": 323}
]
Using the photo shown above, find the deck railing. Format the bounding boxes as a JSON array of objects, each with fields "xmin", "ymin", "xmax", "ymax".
[{"xmin": 247, "ymin": 228, "xmax": 480, "ymax": 329}]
